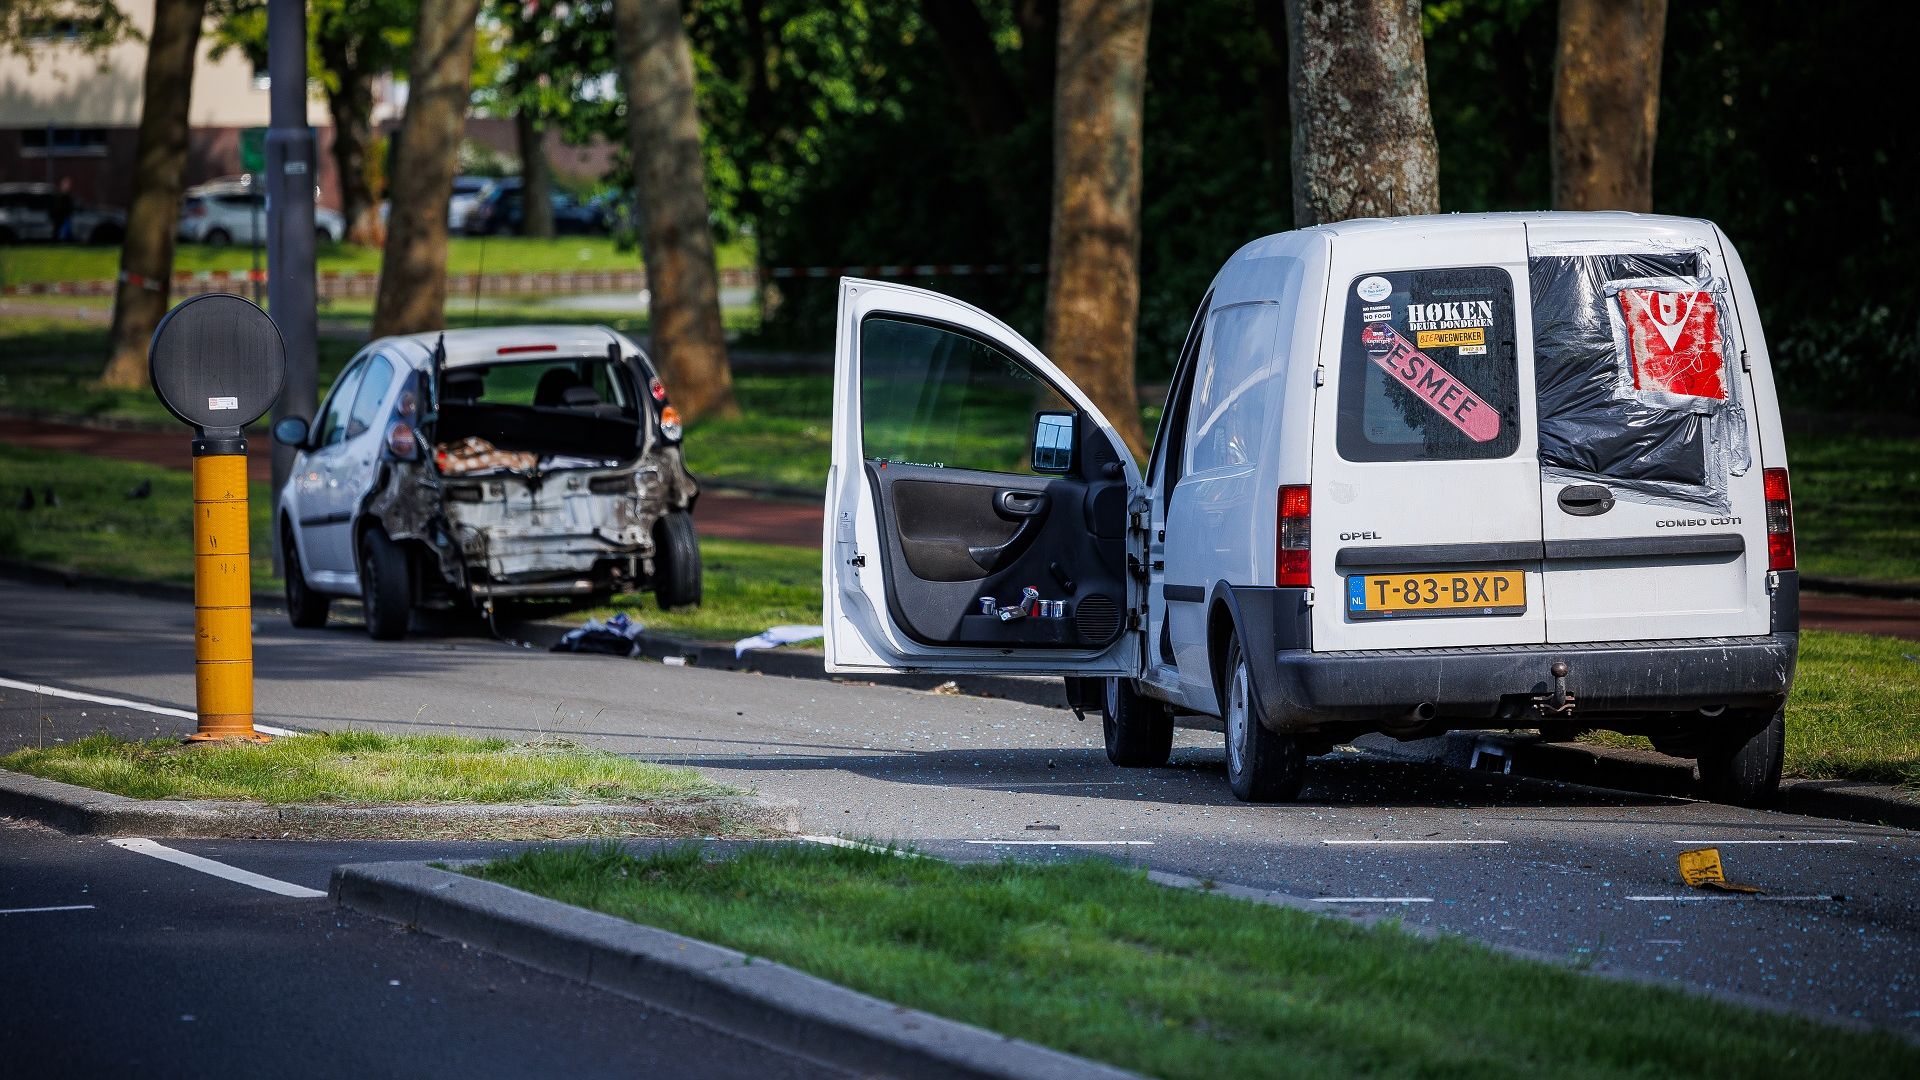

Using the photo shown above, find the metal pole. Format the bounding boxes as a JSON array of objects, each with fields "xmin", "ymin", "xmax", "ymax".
[
  {"xmin": 190, "ymin": 433, "xmax": 265, "ymax": 741},
  {"xmin": 265, "ymin": 0, "xmax": 316, "ymax": 576}
]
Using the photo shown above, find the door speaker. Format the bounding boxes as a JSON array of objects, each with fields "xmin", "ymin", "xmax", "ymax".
[{"xmin": 1075, "ymin": 594, "xmax": 1121, "ymax": 645}]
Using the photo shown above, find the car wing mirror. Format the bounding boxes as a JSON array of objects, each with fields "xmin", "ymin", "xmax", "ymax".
[
  {"xmin": 271, "ymin": 415, "xmax": 311, "ymax": 449},
  {"xmin": 1031, "ymin": 411, "xmax": 1076, "ymax": 473}
]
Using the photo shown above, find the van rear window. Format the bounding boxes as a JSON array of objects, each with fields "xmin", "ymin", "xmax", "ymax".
[{"xmin": 1336, "ymin": 267, "xmax": 1520, "ymax": 462}]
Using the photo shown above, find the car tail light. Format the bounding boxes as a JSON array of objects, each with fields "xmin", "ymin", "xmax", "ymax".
[
  {"xmin": 658, "ymin": 405, "xmax": 683, "ymax": 441},
  {"xmin": 648, "ymin": 376, "xmax": 669, "ymax": 403},
  {"xmin": 1277, "ymin": 485, "xmax": 1311, "ymax": 587},
  {"xmin": 1764, "ymin": 467, "xmax": 1794, "ymax": 571},
  {"xmin": 386, "ymin": 421, "xmax": 418, "ymax": 460}
]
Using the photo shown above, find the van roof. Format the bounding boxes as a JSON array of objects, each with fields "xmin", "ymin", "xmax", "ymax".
[{"xmin": 385, "ymin": 325, "xmax": 633, "ymax": 369}]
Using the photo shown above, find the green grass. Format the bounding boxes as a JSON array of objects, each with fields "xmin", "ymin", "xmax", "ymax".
[
  {"xmin": 0, "ymin": 443, "xmax": 279, "ymax": 590},
  {"xmin": 575, "ymin": 537, "xmax": 820, "ymax": 643},
  {"xmin": 470, "ymin": 843, "xmax": 1919, "ymax": 1080},
  {"xmin": 0, "ymin": 730, "xmax": 733, "ymax": 804},
  {"xmin": 1584, "ymin": 628, "xmax": 1920, "ymax": 787},
  {"xmin": 1789, "ymin": 433, "xmax": 1920, "ymax": 586},
  {"xmin": 0, "ymin": 236, "xmax": 756, "ymax": 287}
]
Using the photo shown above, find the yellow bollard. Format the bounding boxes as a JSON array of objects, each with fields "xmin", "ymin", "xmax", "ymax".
[{"xmin": 189, "ymin": 450, "xmax": 266, "ymax": 742}]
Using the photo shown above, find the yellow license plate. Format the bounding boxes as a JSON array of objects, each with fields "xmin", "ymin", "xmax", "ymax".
[{"xmin": 1346, "ymin": 570, "xmax": 1526, "ymax": 620}]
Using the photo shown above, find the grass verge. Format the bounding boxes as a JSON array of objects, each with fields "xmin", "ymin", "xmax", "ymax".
[
  {"xmin": 470, "ymin": 843, "xmax": 1920, "ymax": 1079},
  {"xmin": 1, "ymin": 730, "xmax": 733, "ymax": 804},
  {"xmin": 574, "ymin": 537, "xmax": 820, "ymax": 644},
  {"xmin": 1789, "ymin": 432, "xmax": 1920, "ymax": 586},
  {"xmin": 1584, "ymin": 628, "xmax": 1920, "ymax": 787}
]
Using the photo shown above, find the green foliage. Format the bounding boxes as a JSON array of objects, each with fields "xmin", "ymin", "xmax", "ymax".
[
  {"xmin": 475, "ymin": 843, "xmax": 1920, "ymax": 1079},
  {"xmin": 1, "ymin": 731, "xmax": 734, "ymax": 803},
  {"xmin": 0, "ymin": 0, "xmax": 133, "ymax": 57}
]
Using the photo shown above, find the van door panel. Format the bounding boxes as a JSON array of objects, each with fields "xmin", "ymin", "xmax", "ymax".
[{"xmin": 1310, "ymin": 226, "xmax": 1548, "ymax": 652}]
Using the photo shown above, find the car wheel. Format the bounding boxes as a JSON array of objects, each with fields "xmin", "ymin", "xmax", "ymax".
[
  {"xmin": 203, "ymin": 228, "xmax": 231, "ymax": 247},
  {"xmin": 652, "ymin": 510, "xmax": 702, "ymax": 609},
  {"xmin": 282, "ymin": 523, "xmax": 330, "ymax": 629},
  {"xmin": 1696, "ymin": 705, "xmax": 1785, "ymax": 807},
  {"xmin": 1222, "ymin": 632, "xmax": 1306, "ymax": 802},
  {"xmin": 316, "ymin": 227, "xmax": 332, "ymax": 245},
  {"xmin": 358, "ymin": 526, "xmax": 412, "ymax": 640},
  {"xmin": 1102, "ymin": 677, "xmax": 1173, "ymax": 767}
]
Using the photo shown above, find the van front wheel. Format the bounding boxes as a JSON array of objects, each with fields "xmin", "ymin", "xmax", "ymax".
[
  {"xmin": 1696, "ymin": 705, "xmax": 1785, "ymax": 807},
  {"xmin": 1222, "ymin": 634, "xmax": 1306, "ymax": 802},
  {"xmin": 1101, "ymin": 678, "xmax": 1173, "ymax": 767}
]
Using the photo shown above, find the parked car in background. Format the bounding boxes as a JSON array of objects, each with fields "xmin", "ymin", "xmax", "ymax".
[
  {"xmin": 271, "ymin": 325, "xmax": 702, "ymax": 640},
  {"xmin": 66, "ymin": 202, "xmax": 125, "ymax": 244},
  {"xmin": 464, "ymin": 177, "xmax": 604, "ymax": 236},
  {"xmin": 448, "ymin": 175, "xmax": 490, "ymax": 232},
  {"xmin": 0, "ymin": 182, "xmax": 59, "ymax": 242},
  {"xmin": 179, "ymin": 181, "xmax": 347, "ymax": 246}
]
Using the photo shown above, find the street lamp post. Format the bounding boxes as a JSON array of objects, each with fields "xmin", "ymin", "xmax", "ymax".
[{"xmin": 265, "ymin": 0, "xmax": 317, "ymax": 575}]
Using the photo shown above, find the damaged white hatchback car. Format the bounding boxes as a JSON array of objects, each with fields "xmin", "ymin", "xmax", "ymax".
[{"xmin": 271, "ymin": 325, "xmax": 702, "ymax": 639}]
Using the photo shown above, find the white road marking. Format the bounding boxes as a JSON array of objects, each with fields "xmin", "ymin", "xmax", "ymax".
[
  {"xmin": 1313, "ymin": 897, "xmax": 1434, "ymax": 904},
  {"xmin": 798, "ymin": 835, "xmax": 922, "ymax": 858},
  {"xmin": 1668, "ymin": 839, "xmax": 1857, "ymax": 845},
  {"xmin": 0, "ymin": 904, "xmax": 96, "ymax": 915},
  {"xmin": 0, "ymin": 676, "xmax": 298, "ymax": 738},
  {"xmin": 1321, "ymin": 839, "xmax": 1507, "ymax": 846},
  {"xmin": 963, "ymin": 839, "xmax": 1154, "ymax": 846},
  {"xmin": 107, "ymin": 838, "xmax": 325, "ymax": 898},
  {"xmin": 1627, "ymin": 894, "xmax": 1838, "ymax": 902}
]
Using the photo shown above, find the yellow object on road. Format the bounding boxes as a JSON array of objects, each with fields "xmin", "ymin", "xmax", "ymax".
[
  {"xmin": 1678, "ymin": 847, "xmax": 1763, "ymax": 894},
  {"xmin": 189, "ymin": 452, "xmax": 265, "ymax": 742}
]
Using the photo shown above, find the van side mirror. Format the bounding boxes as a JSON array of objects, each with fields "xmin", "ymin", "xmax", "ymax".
[
  {"xmin": 1031, "ymin": 411, "xmax": 1076, "ymax": 473},
  {"xmin": 271, "ymin": 415, "xmax": 310, "ymax": 449}
]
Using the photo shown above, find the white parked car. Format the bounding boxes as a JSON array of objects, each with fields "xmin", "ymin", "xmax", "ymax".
[
  {"xmin": 448, "ymin": 175, "xmax": 489, "ymax": 232},
  {"xmin": 821, "ymin": 212, "xmax": 1799, "ymax": 807},
  {"xmin": 179, "ymin": 185, "xmax": 346, "ymax": 246},
  {"xmin": 272, "ymin": 325, "xmax": 702, "ymax": 640}
]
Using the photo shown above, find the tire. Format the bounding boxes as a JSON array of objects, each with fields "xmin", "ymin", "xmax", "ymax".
[
  {"xmin": 282, "ymin": 523, "xmax": 330, "ymax": 629},
  {"xmin": 652, "ymin": 510, "xmax": 702, "ymax": 609},
  {"xmin": 1102, "ymin": 677, "xmax": 1173, "ymax": 767},
  {"xmin": 1696, "ymin": 705, "xmax": 1785, "ymax": 807},
  {"xmin": 358, "ymin": 526, "xmax": 412, "ymax": 640},
  {"xmin": 316, "ymin": 228, "xmax": 331, "ymax": 244},
  {"xmin": 1221, "ymin": 633, "xmax": 1307, "ymax": 802},
  {"xmin": 203, "ymin": 228, "xmax": 231, "ymax": 247}
]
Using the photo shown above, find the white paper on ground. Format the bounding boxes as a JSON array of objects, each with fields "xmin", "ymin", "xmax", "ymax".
[{"xmin": 734, "ymin": 624, "xmax": 825, "ymax": 658}]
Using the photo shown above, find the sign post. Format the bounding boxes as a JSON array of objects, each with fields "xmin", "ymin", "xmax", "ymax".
[{"xmin": 149, "ymin": 294, "xmax": 287, "ymax": 742}]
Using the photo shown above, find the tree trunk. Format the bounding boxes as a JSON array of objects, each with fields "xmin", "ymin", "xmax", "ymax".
[
  {"xmin": 1551, "ymin": 0, "xmax": 1666, "ymax": 212},
  {"xmin": 322, "ymin": 60, "xmax": 381, "ymax": 247},
  {"xmin": 612, "ymin": 0, "xmax": 737, "ymax": 421},
  {"xmin": 516, "ymin": 104, "xmax": 554, "ymax": 239},
  {"xmin": 371, "ymin": 0, "xmax": 481, "ymax": 337},
  {"xmin": 1042, "ymin": 0, "xmax": 1150, "ymax": 459},
  {"xmin": 1283, "ymin": 0, "xmax": 1439, "ymax": 225},
  {"xmin": 101, "ymin": 0, "xmax": 206, "ymax": 390}
]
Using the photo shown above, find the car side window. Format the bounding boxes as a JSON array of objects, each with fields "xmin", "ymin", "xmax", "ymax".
[
  {"xmin": 1150, "ymin": 292, "xmax": 1211, "ymax": 498},
  {"xmin": 346, "ymin": 354, "xmax": 395, "ymax": 440},
  {"xmin": 1186, "ymin": 303, "xmax": 1281, "ymax": 473},
  {"xmin": 313, "ymin": 360, "xmax": 367, "ymax": 448},
  {"xmin": 860, "ymin": 315, "xmax": 1074, "ymax": 475}
]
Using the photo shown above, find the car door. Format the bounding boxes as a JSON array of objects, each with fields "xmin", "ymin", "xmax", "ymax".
[
  {"xmin": 297, "ymin": 358, "xmax": 367, "ymax": 577},
  {"xmin": 1526, "ymin": 221, "xmax": 1770, "ymax": 643},
  {"xmin": 824, "ymin": 279, "xmax": 1143, "ymax": 676}
]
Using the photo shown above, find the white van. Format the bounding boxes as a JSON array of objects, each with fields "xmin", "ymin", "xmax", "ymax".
[{"xmin": 821, "ymin": 212, "xmax": 1799, "ymax": 806}]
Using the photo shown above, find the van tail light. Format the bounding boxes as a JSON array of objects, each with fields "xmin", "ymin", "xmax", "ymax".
[
  {"xmin": 1277, "ymin": 485, "xmax": 1311, "ymax": 587},
  {"xmin": 386, "ymin": 421, "xmax": 419, "ymax": 460},
  {"xmin": 1763, "ymin": 467, "xmax": 1795, "ymax": 571},
  {"xmin": 658, "ymin": 405, "xmax": 683, "ymax": 441}
]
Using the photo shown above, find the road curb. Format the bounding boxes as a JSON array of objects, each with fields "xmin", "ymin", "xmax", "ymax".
[
  {"xmin": 0, "ymin": 557, "xmax": 281, "ymax": 609},
  {"xmin": 331, "ymin": 860, "xmax": 1141, "ymax": 1080},
  {"xmin": 1354, "ymin": 732, "xmax": 1920, "ymax": 830},
  {"xmin": 0, "ymin": 768, "xmax": 798, "ymax": 840}
]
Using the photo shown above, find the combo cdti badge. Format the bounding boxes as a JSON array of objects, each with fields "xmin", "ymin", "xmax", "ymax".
[{"xmin": 821, "ymin": 212, "xmax": 1798, "ymax": 807}]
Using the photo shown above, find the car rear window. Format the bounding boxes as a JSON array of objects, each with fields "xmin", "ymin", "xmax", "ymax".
[{"xmin": 1336, "ymin": 266, "xmax": 1521, "ymax": 463}]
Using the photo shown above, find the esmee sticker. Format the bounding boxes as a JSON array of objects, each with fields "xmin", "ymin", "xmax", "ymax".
[{"xmin": 1362, "ymin": 323, "xmax": 1501, "ymax": 442}]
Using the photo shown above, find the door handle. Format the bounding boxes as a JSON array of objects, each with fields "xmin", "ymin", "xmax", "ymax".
[
  {"xmin": 995, "ymin": 490, "xmax": 1048, "ymax": 519},
  {"xmin": 1557, "ymin": 484, "xmax": 1615, "ymax": 517}
]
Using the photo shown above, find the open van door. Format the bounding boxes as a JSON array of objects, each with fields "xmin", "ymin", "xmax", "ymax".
[{"xmin": 824, "ymin": 279, "xmax": 1144, "ymax": 676}]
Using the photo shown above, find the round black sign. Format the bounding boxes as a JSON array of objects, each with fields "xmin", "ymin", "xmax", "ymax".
[{"xmin": 148, "ymin": 293, "xmax": 287, "ymax": 431}]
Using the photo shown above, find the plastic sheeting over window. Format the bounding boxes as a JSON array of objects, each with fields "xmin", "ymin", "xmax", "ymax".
[{"xmin": 1529, "ymin": 246, "xmax": 1750, "ymax": 511}]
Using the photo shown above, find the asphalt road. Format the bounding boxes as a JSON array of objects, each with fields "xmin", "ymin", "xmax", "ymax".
[
  {"xmin": 0, "ymin": 823, "xmax": 844, "ymax": 1079},
  {"xmin": 2, "ymin": 577, "xmax": 1917, "ymax": 1042}
]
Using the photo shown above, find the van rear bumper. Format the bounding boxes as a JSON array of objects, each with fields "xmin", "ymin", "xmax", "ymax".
[{"xmin": 1258, "ymin": 634, "xmax": 1798, "ymax": 732}]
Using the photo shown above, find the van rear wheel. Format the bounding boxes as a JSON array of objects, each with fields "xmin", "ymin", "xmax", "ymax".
[
  {"xmin": 1222, "ymin": 633, "xmax": 1306, "ymax": 802},
  {"xmin": 1101, "ymin": 678, "xmax": 1173, "ymax": 767},
  {"xmin": 1696, "ymin": 705, "xmax": 1785, "ymax": 807}
]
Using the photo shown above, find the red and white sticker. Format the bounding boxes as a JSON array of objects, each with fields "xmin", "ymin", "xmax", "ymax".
[
  {"xmin": 1362, "ymin": 323, "xmax": 1501, "ymax": 442},
  {"xmin": 1617, "ymin": 288, "xmax": 1727, "ymax": 400}
]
